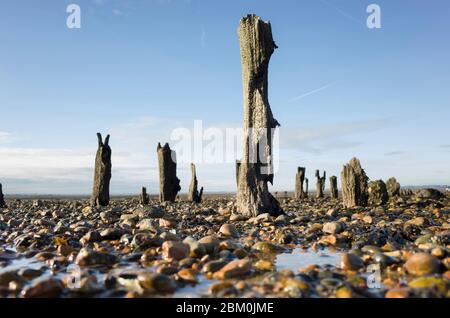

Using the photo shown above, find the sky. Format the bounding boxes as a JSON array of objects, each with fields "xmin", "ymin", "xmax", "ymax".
[{"xmin": 0, "ymin": 0, "xmax": 449, "ymax": 195}]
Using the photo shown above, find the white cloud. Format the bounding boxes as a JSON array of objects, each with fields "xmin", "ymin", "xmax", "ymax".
[{"xmin": 0, "ymin": 132, "xmax": 14, "ymax": 144}]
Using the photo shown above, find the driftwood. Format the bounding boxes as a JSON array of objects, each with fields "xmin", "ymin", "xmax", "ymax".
[
  {"xmin": 91, "ymin": 133, "xmax": 111, "ymax": 207},
  {"xmin": 236, "ymin": 14, "xmax": 282, "ymax": 217}
]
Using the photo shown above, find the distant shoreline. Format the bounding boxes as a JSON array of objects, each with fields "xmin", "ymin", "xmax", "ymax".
[{"xmin": 3, "ymin": 185, "xmax": 448, "ymax": 200}]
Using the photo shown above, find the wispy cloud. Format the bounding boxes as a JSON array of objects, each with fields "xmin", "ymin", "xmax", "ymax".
[
  {"xmin": 112, "ymin": 9, "xmax": 123, "ymax": 16},
  {"xmin": 200, "ymin": 25, "xmax": 206, "ymax": 48},
  {"xmin": 385, "ymin": 151, "xmax": 406, "ymax": 156},
  {"xmin": 440, "ymin": 144, "xmax": 450, "ymax": 148},
  {"xmin": 279, "ymin": 118, "xmax": 390, "ymax": 154},
  {"xmin": 319, "ymin": 0, "xmax": 366, "ymax": 27},
  {"xmin": 289, "ymin": 81, "xmax": 337, "ymax": 103}
]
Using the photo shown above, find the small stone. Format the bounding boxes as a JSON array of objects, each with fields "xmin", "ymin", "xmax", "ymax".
[
  {"xmin": 22, "ymin": 278, "xmax": 64, "ymax": 298},
  {"xmin": 202, "ymin": 260, "xmax": 228, "ymax": 273},
  {"xmin": 340, "ymin": 253, "xmax": 364, "ymax": 271},
  {"xmin": 159, "ymin": 218, "xmax": 176, "ymax": 228},
  {"xmin": 156, "ymin": 265, "xmax": 179, "ymax": 275},
  {"xmin": 335, "ymin": 286, "xmax": 353, "ymax": 298},
  {"xmin": 177, "ymin": 268, "xmax": 198, "ymax": 283},
  {"xmin": 254, "ymin": 259, "xmax": 274, "ymax": 271},
  {"xmin": 230, "ymin": 214, "xmax": 245, "ymax": 221},
  {"xmin": 0, "ymin": 270, "xmax": 19, "ymax": 287},
  {"xmin": 75, "ymin": 248, "xmax": 117, "ymax": 266},
  {"xmin": 161, "ymin": 241, "xmax": 189, "ymax": 261},
  {"xmin": 183, "ymin": 237, "xmax": 206, "ymax": 258},
  {"xmin": 82, "ymin": 206, "xmax": 92, "ymax": 214},
  {"xmin": 323, "ymin": 222, "xmax": 344, "ymax": 235},
  {"xmin": 137, "ymin": 218, "xmax": 159, "ymax": 232},
  {"xmin": 385, "ymin": 287, "xmax": 410, "ymax": 298},
  {"xmin": 404, "ymin": 253, "xmax": 441, "ymax": 276},
  {"xmin": 274, "ymin": 215, "xmax": 288, "ymax": 225},
  {"xmin": 213, "ymin": 259, "xmax": 252, "ymax": 280},
  {"xmin": 252, "ymin": 241, "xmax": 284, "ymax": 253},
  {"xmin": 100, "ymin": 228, "xmax": 124, "ymax": 241},
  {"xmin": 57, "ymin": 245, "xmax": 75, "ymax": 256},
  {"xmin": 160, "ymin": 232, "xmax": 180, "ymax": 242},
  {"xmin": 362, "ymin": 215, "xmax": 373, "ymax": 224},
  {"xmin": 131, "ymin": 233, "xmax": 163, "ymax": 249},
  {"xmin": 198, "ymin": 235, "xmax": 220, "ymax": 255},
  {"xmin": 219, "ymin": 224, "xmax": 239, "ymax": 238},
  {"xmin": 408, "ymin": 276, "xmax": 447, "ymax": 294},
  {"xmin": 326, "ymin": 208, "xmax": 339, "ymax": 218},
  {"xmin": 138, "ymin": 273, "xmax": 176, "ymax": 293},
  {"xmin": 209, "ymin": 282, "xmax": 237, "ymax": 295},
  {"xmin": 406, "ymin": 217, "xmax": 426, "ymax": 227},
  {"xmin": 431, "ymin": 247, "xmax": 446, "ymax": 259},
  {"xmin": 80, "ymin": 231, "xmax": 101, "ymax": 245}
]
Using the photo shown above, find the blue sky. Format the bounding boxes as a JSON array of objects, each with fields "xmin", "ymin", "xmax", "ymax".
[{"xmin": 0, "ymin": 0, "xmax": 449, "ymax": 194}]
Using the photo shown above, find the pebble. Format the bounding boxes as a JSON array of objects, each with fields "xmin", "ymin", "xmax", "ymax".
[
  {"xmin": 219, "ymin": 224, "xmax": 239, "ymax": 238},
  {"xmin": 162, "ymin": 241, "xmax": 190, "ymax": 261},
  {"xmin": 385, "ymin": 287, "xmax": 410, "ymax": 298},
  {"xmin": 404, "ymin": 253, "xmax": 441, "ymax": 276},
  {"xmin": 340, "ymin": 253, "xmax": 364, "ymax": 271},
  {"xmin": 323, "ymin": 222, "xmax": 344, "ymax": 234},
  {"xmin": 177, "ymin": 268, "xmax": 198, "ymax": 283},
  {"xmin": 22, "ymin": 278, "xmax": 64, "ymax": 298},
  {"xmin": 252, "ymin": 241, "xmax": 284, "ymax": 254},
  {"xmin": 137, "ymin": 273, "xmax": 176, "ymax": 293},
  {"xmin": 183, "ymin": 236, "xmax": 206, "ymax": 258},
  {"xmin": 408, "ymin": 276, "xmax": 447, "ymax": 294},
  {"xmin": 75, "ymin": 248, "xmax": 117, "ymax": 266},
  {"xmin": 213, "ymin": 259, "xmax": 252, "ymax": 280},
  {"xmin": 198, "ymin": 235, "xmax": 220, "ymax": 255},
  {"xmin": 202, "ymin": 259, "xmax": 227, "ymax": 273}
]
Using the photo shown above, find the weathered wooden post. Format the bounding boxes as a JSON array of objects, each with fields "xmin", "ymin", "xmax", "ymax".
[
  {"xmin": 0, "ymin": 183, "xmax": 6, "ymax": 208},
  {"xmin": 157, "ymin": 143, "xmax": 181, "ymax": 202},
  {"xmin": 330, "ymin": 176, "xmax": 338, "ymax": 199},
  {"xmin": 294, "ymin": 167, "xmax": 306, "ymax": 199},
  {"xmin": 305, "ymin": 178, "xmax": 309, "ymax": 198},
  {"xmin": 368, "ymin": 180, "xmax": 389, "ymax": 205},
  {"xmin": 341, "ymin": 157, "xmax": 369, "ymax": 208},
  {"xmin": 315, "ymin": 170, "xmax": 325, "ymax": 198},
  {"xmin": 235, "ymin": 160, "xmax": 241, "ymax": 188},
  {"xmin": 91, "ymin": 133, "xmax": 111, "ymax": 207},
  {"xmin": 236, "ymin": 14, "xmax": 283, "ymax": 217},
  {"xmin": 386, "ymin": 177, "xmax": 401, "ymax": 197},
  {"xmin": 139, "ymin": 187, "xmax": 150, "ymax": 205},
  {"xmin": 188, "ymin": 163, "xmax": 203, "ymax": 203}
]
